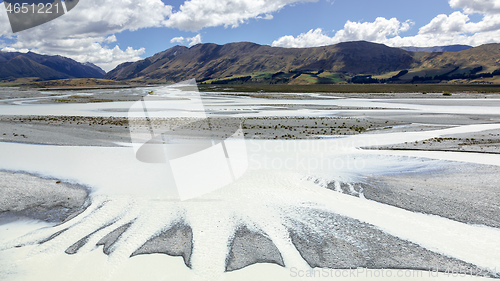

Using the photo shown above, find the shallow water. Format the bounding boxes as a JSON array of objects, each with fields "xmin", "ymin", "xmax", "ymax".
[
  {"xmin": 1, "ymin": 87, "xmax": 500, "ymax": 117},
  {"xmin": 1, "ymin": 126, "xmax": 500, "ymax": 280},
  {"xmin": 0, "ymin": 88, "xmax": 499, "ymax": 281}
]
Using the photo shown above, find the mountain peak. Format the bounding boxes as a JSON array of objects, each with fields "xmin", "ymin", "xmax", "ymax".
[
  {"xmin": 0, "ymin": 51, "xmax": 106, "ymax": 81},
  {"xmin": 103, "ymin": 41, "xmax": 500, "ymax": 85},
  {"xmin": 104, "ymin": 41, "xmax": 416, "ymax": 83}
]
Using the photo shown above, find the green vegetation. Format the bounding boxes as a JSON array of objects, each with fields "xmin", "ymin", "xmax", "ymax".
[
  {"xmin": 203, "ymin": 70, "xmax": 339, "ymax": 85},
  {"xmin": 211, "ymin": 76, "xmax": 252, "ymax": 84},
  {"xmin": 198, "ymin": 65, "xmax": 500, "ymax": 86},
  {"xmin": 198, "ymin": 66, "xmax": 500, "ymax": 87},
  {"xmin": 0, "ymin": 78, "xmax": 131, "ymax": 89},
  {"xmin": 345, "ymin": 67, "xmax": 500, "ymax": 84},
  {"xmin": 55, "ymin": 96, "xmax": 114, "ymax": 103},
  {"xmin": 199, "ymin": 83, "xmax": 500, "ymax": 94},
  {"xmin": 411, "ymin": 67, "xmax": 498, "ymax": 83},
  {"xmin": 4, "ymin": 42, "xmax": 500, "ymax": 91},
  {"xmin": 6, "ymin": 78, "xmax": 129, "ymax": 88},
  {"xmin": 105, "ymin": 42, "xmax": 500, "ymax": 87}
]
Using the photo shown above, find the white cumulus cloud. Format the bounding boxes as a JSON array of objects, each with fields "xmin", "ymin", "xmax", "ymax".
[
  {"xmin": 273, "ymin": 0, "xmax": 500, "ymax": 49},
  {"xmin": 389, "ymin": 0, "xmax": 500, "ymax": 47},
  {"xmin": 272, "ymin": 28, "xmax": 336, "ymax": 48},
  {"xmin": 165, "ymin": 0, "xmax": 317, "ymax": 31},
  {"xmin": 449, "ymin": 0, "xmax": 500, "ymax": 14},
  {"xmin": 272, "ymin": 17, "xmax": 412, "ymax": 48},
  {"xmin": 170, "ymin": 36, "xmax": 186, "ymax": 44},
  {"xmin": 419, "ymin": 11, "xmax": 500, "ymax": 35},
  {"xmin": 0, "ymin": 0, "xmax": 172, "ymax": 72},
  {"xmin": 169, "ymin": 34, "xmax": 202, "ymax": 46},
  {"xmin": 0, "ymin": 0, "xmax": 316, "ymax": 71},
  {"xmin": 188, "ymin": 34, "xmax": 202, "ymax": 46},
  {"xmin": 336, "ymin": 17, "xmax": 412, "ymax": 42}
]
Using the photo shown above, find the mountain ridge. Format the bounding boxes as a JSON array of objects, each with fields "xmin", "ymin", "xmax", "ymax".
[
  {"xmin": 2, "ymin": 41, "xmax": 499, "ymax": 85},
  {"xmin": 105, "ymin": 41, "xmax": 417, "ymax": 83},
  {"xmin": 104, "ymin": 41, "xmax": 500, "ymax": 84},
  {"xmin": 0, "ymin": 51, "xmax": 106, "ymax": 82}
]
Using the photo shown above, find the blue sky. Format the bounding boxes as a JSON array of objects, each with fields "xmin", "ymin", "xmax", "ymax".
[
  {"xmin": 1, "ymin": 0, "xmax": 499, "ymax": 71},
  {"xmin": 117, "ymin": 0, "xmax": 456, "ymax": 58}
]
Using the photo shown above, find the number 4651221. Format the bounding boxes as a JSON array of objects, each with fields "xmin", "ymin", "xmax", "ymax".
[{"xmin": 5, "ymin": 3, "xmax": 60, "ymax": 14}]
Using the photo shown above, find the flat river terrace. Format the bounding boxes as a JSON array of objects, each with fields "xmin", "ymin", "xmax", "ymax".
[{"xmin": 0, "ymin": 86, "xmax": 499, "ymax": 281}]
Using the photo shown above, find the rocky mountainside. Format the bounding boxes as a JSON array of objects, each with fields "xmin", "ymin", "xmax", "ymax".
[
  {"xmin": 0, "ymin": 51, "xmax": 105, "ymax": 82},
  {"xmin": 105, "ymin": 41, "xmax": 500, "ymax": 84},
  {"xmin": 105, "ymin": 41, "xmax": 416, "ymax": 83}
]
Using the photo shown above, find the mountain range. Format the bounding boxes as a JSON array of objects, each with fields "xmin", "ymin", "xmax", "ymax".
[
  {"xmin": 1, "ymin": 41, "xmax": 499, "ymax": 85},
  {"xmin": 104, "ymin": 41, "xmax": 500, "ymax": 85},
  {"xmin": 0, "ymin": 51, "xmax": 105, "ymax": 82},
  {"xmin": 105, "ymin": 41, "xmax": 415, "ymax": 83}
]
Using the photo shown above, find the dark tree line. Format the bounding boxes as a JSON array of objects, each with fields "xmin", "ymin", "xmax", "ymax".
[
  {"xmin": 412, "ymin": 67, "xmax": 498, "ymax": 83},
  {"xmin": 211, "ymin": 76, "xmax": 252, "ymax": 84},
  {"xmin": 351, "ymin": 67, "xmax": 500, "ymax": 84},
  {"xmin": 208, "ymin": 67, "xmax": 500, "ymax": 85}
]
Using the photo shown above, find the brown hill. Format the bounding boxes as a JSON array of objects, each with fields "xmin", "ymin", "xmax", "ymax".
[
  {"xmin": 104, "ymin": 41, "xmax": 500, "ymax": 84},
  {"xmin": 0, "ymin": 55, "xmax": 69, "ymax": 80},
  {"xmin": 105, "ymin": 41, "xmax": 416, "ymax": 83},
  {"xmin": 418, "ymin": 43, "xmax": 500, "ymax": 72},
  {"xmin": 0, "ymin": 51, "xmax": 106, "ymax": 82}
]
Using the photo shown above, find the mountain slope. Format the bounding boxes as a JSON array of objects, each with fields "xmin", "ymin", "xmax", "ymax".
[
  {"xmin": 105, "ymin": 41, "xmax": 416, "ymax": 83},
  {"xmin": 0, "ymin": 51, "xmax": 106, "ymax": 81},
  {"xmin": 418, "ymin": 44, "xmax": 500, "ymax": 72},
  {"xmin": 105, "ymin": 41, "xmax": 500, "ymax": 84},
  {"xmin": 0, "ymin": 56, "xmax": 70, "ymax": 80}
]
